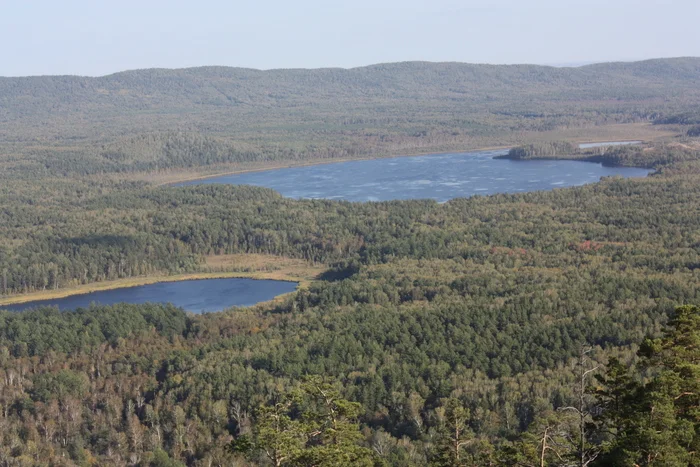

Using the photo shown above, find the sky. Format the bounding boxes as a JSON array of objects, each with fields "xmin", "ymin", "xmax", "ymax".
[{"xmin": 1, "ymin": 0, "xmax": 699, "ymax": 77}]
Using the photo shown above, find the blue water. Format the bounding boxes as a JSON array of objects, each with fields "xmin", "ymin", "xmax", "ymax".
[
  {"xmin": 176, "ymin": 149, "xmax": 652, "ymax": 202},
  {"xmin": 1, "ymin": 278, "xmax": 298, "ymax": 314}
]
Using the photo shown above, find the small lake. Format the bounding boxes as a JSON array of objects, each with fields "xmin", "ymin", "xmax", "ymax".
[
  {"xmin": 1, "ymin": 278, "xmax": 298, "ymax": 314},
  {"xmin": 177, "ymin": 149, "xmax": 652, "ymax": 203}
]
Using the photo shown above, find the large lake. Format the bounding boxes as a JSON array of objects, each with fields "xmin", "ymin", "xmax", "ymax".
[
  {"xmin": 177, "ymin": 149, "xmax": 651, "ymax": 202},
  {"xmin": 1, "ymin": 278, "xmax": 298, "ymax": 314}
]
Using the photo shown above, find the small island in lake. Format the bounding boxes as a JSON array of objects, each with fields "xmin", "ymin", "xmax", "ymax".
[{"xmin": 495, "ymin": 139, "xmax": 700, "ymax": 170}]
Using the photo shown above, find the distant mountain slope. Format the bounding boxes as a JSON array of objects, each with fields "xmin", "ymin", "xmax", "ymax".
[
  {"xmin": 1, "ymin": 58, "xmax": 698, "ymax": 176},
  {"xmin": 2, "ymin": 58, "xmax": 699, "ymax": 116}
]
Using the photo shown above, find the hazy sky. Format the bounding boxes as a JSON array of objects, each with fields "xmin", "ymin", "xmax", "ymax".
[{"xmin": 2, "ymin": 0, "xmax": 699, "ymax": 76}]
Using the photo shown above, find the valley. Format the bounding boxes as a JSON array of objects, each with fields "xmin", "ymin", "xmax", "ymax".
[{"xmin": 1, "ymin": 58, "xmax": 700, "ymax": 465}]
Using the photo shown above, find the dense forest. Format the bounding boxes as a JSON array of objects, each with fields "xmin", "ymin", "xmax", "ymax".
[
  {"xmin": 500, "ymin": 138, "xmax": 700, "ymax": 170},
  {"xmin": 3, "ymin": 153, "xmax": 700, "ymax": 464},
  {"xmin": 3, "ymin": 58, "xmax": 700, "ymax": 465}
]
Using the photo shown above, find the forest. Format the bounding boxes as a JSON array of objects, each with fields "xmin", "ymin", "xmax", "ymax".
[
  {"xmin": 2, "ymin": 149, "xmax": 700, "ymax": 464},
  {"xmin": 2, "ymin": 58, "xmax": 700, "ymax": 465}
]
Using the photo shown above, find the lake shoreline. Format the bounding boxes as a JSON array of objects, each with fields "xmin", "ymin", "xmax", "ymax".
[
  {"xmin": 0, "ymin": 271, "xmax": 303, "ymax": 308},
  {"xmin": 162, "ymin": 139, "xmax": 651, "ymax": 187},
  {"xmin": 157, "ymin": 145, "xmax": 512, "ymax": 186},
  {"xmin": 173, "ymin": 144, "xmax": 652, "ymax": 203}
]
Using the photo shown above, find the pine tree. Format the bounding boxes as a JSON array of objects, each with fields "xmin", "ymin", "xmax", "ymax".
[{"xmin": 595, "ymin": 305, "xmax": 700, "ymax": 466}]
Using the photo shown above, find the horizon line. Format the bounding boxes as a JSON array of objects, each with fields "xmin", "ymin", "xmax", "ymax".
[{"xmin": 1, "ymin": 56, "xmax": 698, "ymax": 80}]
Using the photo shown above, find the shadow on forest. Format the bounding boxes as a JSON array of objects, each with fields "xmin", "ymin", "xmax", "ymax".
[
  {"xmin": 58, "ymin": 234, "xmax": 144, "ymax": 249},
  {"xmin": 317, "ymin": 261, "xmax": 360, "ymax": 282}
]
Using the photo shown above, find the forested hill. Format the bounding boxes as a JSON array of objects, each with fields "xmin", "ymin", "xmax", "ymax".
[
  {"xmin": 2, "ymin": 57, "xmax": 698, "ymax": 176},
  {"xmin": 3, "ymin": 58, "xmax": 700, "ymax": 116}
]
